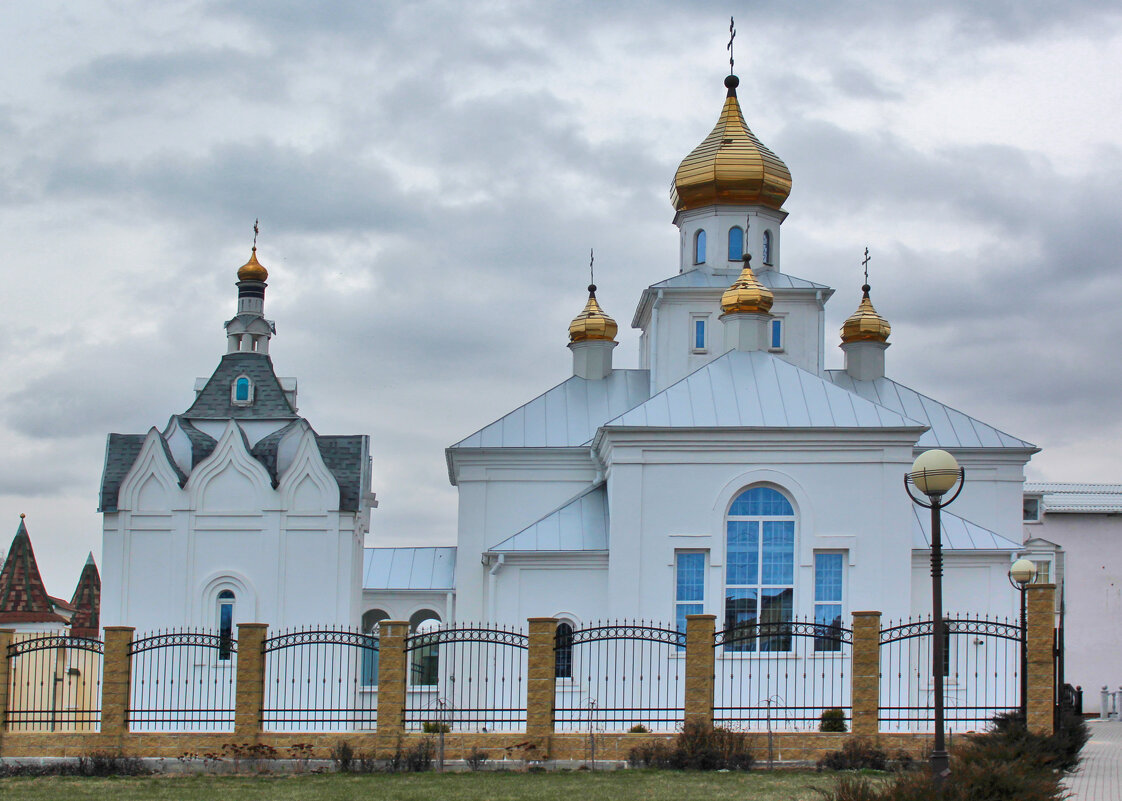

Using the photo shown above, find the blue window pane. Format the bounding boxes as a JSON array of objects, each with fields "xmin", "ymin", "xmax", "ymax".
[
  {"xmin": 695, "ymin": 230, "xmax": 706, "ymax": 264},
  {"xmin": 676, "ymin": 552, "xmax": 705, "ymax": 602},
  {"xmin": 815, "ymin": 553, "xmax": 844, "ymax": 602},
  {"xmin": 761, "ymin": 521, "xmax": 794, "ymax": 584},
  {"xmin": 771, "ymin": 319, "xmax": 782, "ymax": 349},
  {"xmin": 727, "ymin": 226, "xmax": 744, "ymax": 261},
  {"xmin": 695, "ymin": 319, "xmax": 706, "ymax": 350},
  {"xmin": 815, "ymin": 603, "xmax": 842, "ymax": 629},
  {"xmin": 726, "ymin": 520, "xmax": 759, "ymax": 586},
  {"xmin": 676, "ymin": 603, "xmax": 704, "ymax": 635},
  {"xmin": 729, "ymin": 487, "xmax": 793, "ymax": 517},
  {"xmin": 815, "ymin": 603, "xmax": 843, "ymax": 652},
  {"xmin": 235, "ymin": 378, "xmax": 250, "ymax": 401}
]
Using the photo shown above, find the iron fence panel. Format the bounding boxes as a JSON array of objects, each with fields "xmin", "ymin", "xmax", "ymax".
[
  {"xmin": 128, "ymin": 629, "xmax": 236, "ymax": 732},
  {"xmin": 6, "ymin": 635, "xmax": 103, "ymax": 732}
]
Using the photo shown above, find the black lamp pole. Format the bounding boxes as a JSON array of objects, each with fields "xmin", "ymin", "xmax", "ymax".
[{"xmin": 905, "ymin": 465, "xmax": 965, "ymax": 785}]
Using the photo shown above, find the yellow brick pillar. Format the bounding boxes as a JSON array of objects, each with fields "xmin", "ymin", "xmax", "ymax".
[
  {"xmin": 527, "ymin": 617, "xmax": 558, "ymax": 741},
  {"xmin": 376, "ymin": 620, "xmax": 409, "ymax": 755},
  {"xmin": 684, "ymin": 614, "xmax": 715, "ymax": 727},
  {"xmin": 234, "ymin": 623, "xmax": 268, "ymax": 739},
  {"xmin": 850, "ymin": 611, "xmax": 881, "ymax": 736},
  {"xmin": 0, "ymin": 629, "xmax": 14, "ymax": 752},
  {"xmin": 101, "ymin": 626, "xmax": 134, "ymax": 737},
  {"xmin": 1026, "ymin": 583, "xmax": 1057, "ymax": 735}
]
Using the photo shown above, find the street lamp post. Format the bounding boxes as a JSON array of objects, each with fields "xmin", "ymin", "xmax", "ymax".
[
  {"xmin": 905, "ymin": 449, "xmax": 965, "ymax": 785},
  {"xmin": 1008, "ymin": 558, "xmax": 1037, "ymax": 725}
]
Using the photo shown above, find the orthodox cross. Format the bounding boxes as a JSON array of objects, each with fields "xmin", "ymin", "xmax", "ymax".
[
  {"xmin": 589, "ymin": 248, "xmax": 595, "ymax": 288},
  {"xmin": 862, "ymin": 247, "xmax": 871, "ymax": 285},
  {"xmin": 727, "ymin": 17, "xmax": 736, "ymax": 75},
  {"xmin": 252, "ymin": 219, "xmax": 260, "ymax": 250}
]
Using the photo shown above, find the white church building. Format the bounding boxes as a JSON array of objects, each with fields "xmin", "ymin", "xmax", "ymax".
[{"xmin": 100, "ymin": 71, "xmax": 1036, "ymax": 642}]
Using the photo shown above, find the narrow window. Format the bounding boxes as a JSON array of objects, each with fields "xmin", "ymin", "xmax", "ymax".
[
  {"xmin": 234, "ymin": 377, "xmax": 250, "ymax": 402},
  {"xmin": 770, "ymin": 318, "xmax": 783, "ymax": 350},
  {"xmin": 762, "ymin": 231, "xmax": 773, "ymax": 265},
  {"xmin": 217, "ymin": 590, "xmax": 235, "ymax": 661},
  {"xmin": 725, "ymin": 487, "xmax": 795, "ymax": 652},
  {"xmin": 675, "ymin": 551, "xmax": 706, "ymax": 635},
  {"xmin": 727, "ymin": 226, "xmax": 744, "ymax": 261},
  {"xmin": 694, "ymin": 230, "xmax": 707, "ymax": 264},
  {"xmin": 691, "ymin": 315, "xmax": 708, "ymax": 352},
  {"xmin": 814, "ymin": 553, "xmax": 844, "ymax": 652},
  {"xmin": 361, "ymin": 609, "xmax": 388, "ymax": 686},
  {"xmin": 1023, "ymin": 497, "xmax": 1041, "ymax": 522},
  {"xmin": 1031, "ymin": 560, "xmax": 1052, "ymax": 585},
  {"xmin": 555, "ymin": 622, "xmax": 574, "ymax": 679},
  {"xmin": 409, "ymin": 611, "xmax": 441, "ymax": 687}
]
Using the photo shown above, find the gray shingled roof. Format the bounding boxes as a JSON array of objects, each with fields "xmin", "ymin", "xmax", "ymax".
[
  {"xmin": 177, "ymin": 416, "xmax": 217, "ymax": 468},
  {"xmin": 99, "ymin": 434, "xmax": 145, "ymax": 513},
  {"xmin": 183, "ymin": 352, "xmax": 298, "ymax": 420},
  {"xmin": 316, "ymin": 435, "xmax": 369, "ymax": 512},
  {"xmin": 251, "ymin": 420, "xmax": 302, "ymax": 488}
]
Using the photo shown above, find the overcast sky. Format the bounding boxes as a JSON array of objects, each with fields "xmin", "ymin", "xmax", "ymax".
[{"xmin": 3, "ymin": 1, "xmax": 1122, "ymax": 595}]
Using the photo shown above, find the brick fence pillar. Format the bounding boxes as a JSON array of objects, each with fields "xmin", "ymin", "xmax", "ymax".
[
  {"xmin": 527, "ymin": 617, "xmax": 558, "ymax": 740},
  {"xmin": 1026, "ymin": 583, "xmax": 1057, "ymax": 735},
  {"xmin": 234, "ymin": 623, "xmax": 268, "ymax": 739},
  {"xmin": 851, "ymin": 611, "xmax": 881, "ymax": 736},
  {"xmin": 101, "ymin": 626, "xmax": 134, "ymax": 737},
  {"xmin": 0, "ymin": 629, "xmax": 13, "ymax": 752},
  {"xmin": 684, "ymin": 614, "xmax": 715, "ymax": 728},
  {"xmin": 375, "ymin": 620, "xmax": 409, "ymax": 755}
]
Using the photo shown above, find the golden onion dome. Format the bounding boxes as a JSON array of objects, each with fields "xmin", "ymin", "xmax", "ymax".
[
  {"xmin": 237, "ymin": 247, "xmax": 268, "ymax": 282},
  {"xmin": 569, "ymin": 285, "xmax": 618, "ymax": 343},
  {"xmin": 840, "ymin": 285, "xmax": 891, "ymax": 344},
  {"xmin": 720, "ymin": 257, "xmax": 774, "ymax": 315},
  {"xmin": 671, "ymin": 75, "xmax": 792, "ymax": 212}
]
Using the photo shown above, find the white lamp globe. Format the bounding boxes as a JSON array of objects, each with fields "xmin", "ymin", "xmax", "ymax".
[
  {"xmin": 910, "ymin": 449, "xmax": 961, "ymax": 496},
  {"xmin": 1010, "ymin": 558, "xmax": 1037, "ymax": 586}
]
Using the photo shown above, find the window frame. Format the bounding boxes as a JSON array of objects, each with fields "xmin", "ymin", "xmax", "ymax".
[
  {"xmin": 1023, "ymin": 496, "xmax": 1042, "ymax": 523},
  {"xmin": 231, "ymin": 375, "xmax": 254, "ymax": 406},
  {"xmin": 217, "ymin": 589, "xmax": 235, "ymax": 661},
  {"xmin": 694, "ymin": 229, "xmax": 707, "ymax": 265},
  {"xmin": 768, "ymin": 316, "xmax": 785, "ymax": 352},
  {"xmin": 674, "ymin": 550, "xmax": 707, "ymax": 637},
  {"xmin": 727, "ymin": 226, "xmax": 744, "ymax": 262},
  {"xmin": 690, "ymin": 313, "xmax": 710, "ymax": 354},
  {"xmin": 812, "ymin": 551, "xmax": 845, "ymax": 652},
  {"xmin": 762, "ymin": 230, "xmax": 774, "ymax": 266}
]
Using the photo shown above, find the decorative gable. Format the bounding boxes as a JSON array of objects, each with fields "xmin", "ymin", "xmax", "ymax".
[{"xmin": 69, "ymin": 554, "xmax": 101, "ymax": 638}]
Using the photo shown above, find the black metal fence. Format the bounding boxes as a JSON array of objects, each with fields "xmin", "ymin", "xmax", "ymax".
[
  {"xmin": 128, "ymin": 629, "xmax": 237, "ymax": 732},
  {"xmin": 555, "ymin": 621, "xmax": 685, "ymax": 732},
  {"xmin": 879, "ymin": 615, "xmax": 1020, "ymax": 732},
  {"xmin": 262, "ymin": 627, "xmax": 378, "ymax": 731},
  {"xmin": 402, "ymin": 624, "xmax": 527, "ymax": 732},
  {"xmin": 714, "ymin": 618, "xmax": 852, "ymax": 731},
  {"xmin": 6, "ymin": 635, "xmax": 102, "ymax": 732}
]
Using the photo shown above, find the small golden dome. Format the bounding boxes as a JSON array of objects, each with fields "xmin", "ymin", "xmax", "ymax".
[
  {"xmin": 671, "ymin": 75, "xmax": 792, "ymax": 212},
  {"xmin": 841, "ymin": 285, "xmax": 891, "ymax": 344},
  {"xmin": 569, "ymin": 285, "xmax": 618, "ymax": 343},
  {"xmin": 237, "ymin": 248, "xmax": 268, "ymax": 282},
  {"xmin": 720, "ymin": 258, "xmax": 774, "ymax": 315}
]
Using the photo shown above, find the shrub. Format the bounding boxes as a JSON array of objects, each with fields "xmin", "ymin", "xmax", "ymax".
[
  {"xmin": 77, "ymin": 752, "xmax": 147, "ymax": 777},
  {"xmin": 628, "ymin": 723, "xmax": 649, "ymax": 733},
  {"xmin": 404, "ymin": 738, "xmax": 435, "ymax": 772},
  {"xmin": 627, "ymin": 722, "xmax": 753, "ymax": 770},
  {"xmin": 330, "ymin": 740, "xmax": 354, "ymax": 773},
  {"xmin": 465, "ymin": 747, "xmax": 488, "ymax": 771},
  {"xmin": 627, "ymin": 740, "xmax": 675, "ymax": 768},
  {"xmin": 965, "ymin": 709, "xmax": 1090, "ymax": 774},
  {"xmin": 820, "ymin": 708, "xmax": 848, "ymax": 732},
  {"xmin": 817, "ymin": 737, "xmax": 887, "ymax": 772},
  {"xmin": 422, "ymin": 721, "xmax": 451, "ymax": 733}
]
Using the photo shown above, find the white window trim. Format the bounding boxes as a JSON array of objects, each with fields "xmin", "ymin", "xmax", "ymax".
[
  {"xmin": 762, "ymin": 229, "xmax": 775, "ymax": 266},
  {"xmin": 674, "ymin": 549, "xmax": 708, "ymax": 629},
  {"xmin": 694, "ymin": 229, "xmax": 706, "ymax": 265},
  {"xmin": 690, "ymin": 313, "xmax": 710, "ymax": 354},
  {"xmin": 1022, "ymin": 495, "xmax": 1043, "ymax": 524},
  {"xmin": 231, "ymin": 375, "xmax": 254, "ymax": 406}
]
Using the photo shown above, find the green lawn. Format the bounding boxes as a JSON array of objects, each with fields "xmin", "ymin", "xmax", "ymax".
[{"xmin": 0, "ymin": 770, "xmax": 840, "ymax": 801}]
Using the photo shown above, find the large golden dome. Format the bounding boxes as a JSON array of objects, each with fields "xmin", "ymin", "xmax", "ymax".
[
  {"xmin": 720, "ymin": 258, "xmax": 774, "ymax": 315},
  {"xmin": 237, "ymin": 248, "xmax": 268, "ymax": 282},
  {"xmin": 671, "ymin": 75, "xmax": 792, "ymax": 212},
  {"xmin": 840, "ymin": 285, "xmax": 891, "ymax": 344},
  {"xmin": 569, "ymin": 285, "xmax": 618, "ymax": 343}
]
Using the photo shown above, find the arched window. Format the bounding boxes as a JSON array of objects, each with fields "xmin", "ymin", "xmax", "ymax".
[
  {"xmin": 694, "ymin": 230, "xmax": 707, "ymax": 264},
  {"xmin": 555, "ymin": 622, "xmax": 574, "ymax": 679},
  {"xmin": 727, "ymin": 226, "xmax": 744, "ymax": 261},
  {"xmin": 409, "ymin": 610, "xmax": 441, "ymax": 686},
  {"xmin": 725, "ymin": 486, "xmax": 795, "ymax": 652},
  {"xmin": 361, "ymin": 609, "xmax": 388, "ymax": 686},
  {"xmin": 217, "ymin": 590, "xmax": 235, "ymax": 661},
  {"xmin": 762, "ymin": 231, "xmax": 773, "ymax": 265},
  {"xmin": 232, "ymin": 376, "xmax": 252, "ymax": 405}
]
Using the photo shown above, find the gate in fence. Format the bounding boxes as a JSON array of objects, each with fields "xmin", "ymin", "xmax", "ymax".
[
  {"xmin": 402, "ymin": 624, "xmax": 527, "ymax": 732},
  {"xmin": 879, "ymin": 615, "xmax": 1020, "ymax": 732},
  {"xmin": 128, "ymin": 629, "xmax": 237, "ymax": 732},
  {"xmin": 714, "ymin": 617, "xmax": 852, "ymax": 731},
  {"xmin": 554, "ymin": 622, "xmax": 685, "ymax": 733},
  {"xmin": 262, "ymin": 627, "xmax": 378, "ymax": 731},
  {"xmin": 6, "ymin": 635, "xmax": 103, "ymax": 732}
]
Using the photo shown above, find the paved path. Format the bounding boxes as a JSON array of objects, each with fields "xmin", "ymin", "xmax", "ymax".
[{"xmin": 1066, "ymin": 720, "xmax": 1122, "ymax": 800}]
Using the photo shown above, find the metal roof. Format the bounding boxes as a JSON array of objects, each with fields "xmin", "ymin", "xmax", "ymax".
[
  {"xmin": 488, "ymin": 484, "xmax": 608, "ymax": 553},
  {"xmin": 826, "ymin": 372, "xmax": 1035, "ymax": 450},
  {"xmin": 450, "ymin": 370, "xmax": 650, "ymax": 449},
  {"xmin": 1024, "ymin": 483, "xmax": 1122, "ymax": 514},
  {"xmin": 604, "ymin": 350, "xmax": 922, "ymax": 430},
  {"xmin": 646, "ymin": 268, "xmax": 831, "ymax": 292},
  {"xmin": 911, "ymin": 506, "xmax": 1022, "ymax": 551},
  {"xmin": 362, "ymin": 547, "xmax": 456, "ymax": 591}
]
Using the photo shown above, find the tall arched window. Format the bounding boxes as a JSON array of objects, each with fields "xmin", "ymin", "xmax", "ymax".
[
  {"xmin": 727, "ymin": 226, "xmax": 744, "ymax": 261},
  {"xmin": 554, "ymin": 622, "xmax": 574, "ymax": 679},
  {"xmin": 694, "ymin": 230, "xmax": 707, "ymax": 264},
  {"xmin": 725, "ymin": 486, "xmax": 795, "ymax": 652},
  {"xmin": 232, "ymin": 376, "xmax": 253, "ymax": 405},
  {"xmin": 361, "ymin": 609, "xmax": 388, "ymax": 686},
  {"xmin": 217, "ymin": 590, "xmax": 235, "ymax": 660},
  {"xmin": 762, "ymin": 231, "xmax": 773, "ymax": 265},
  {"xmin": 409, "ymin": 610, "xmax": 441, "ymax": 686}
]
